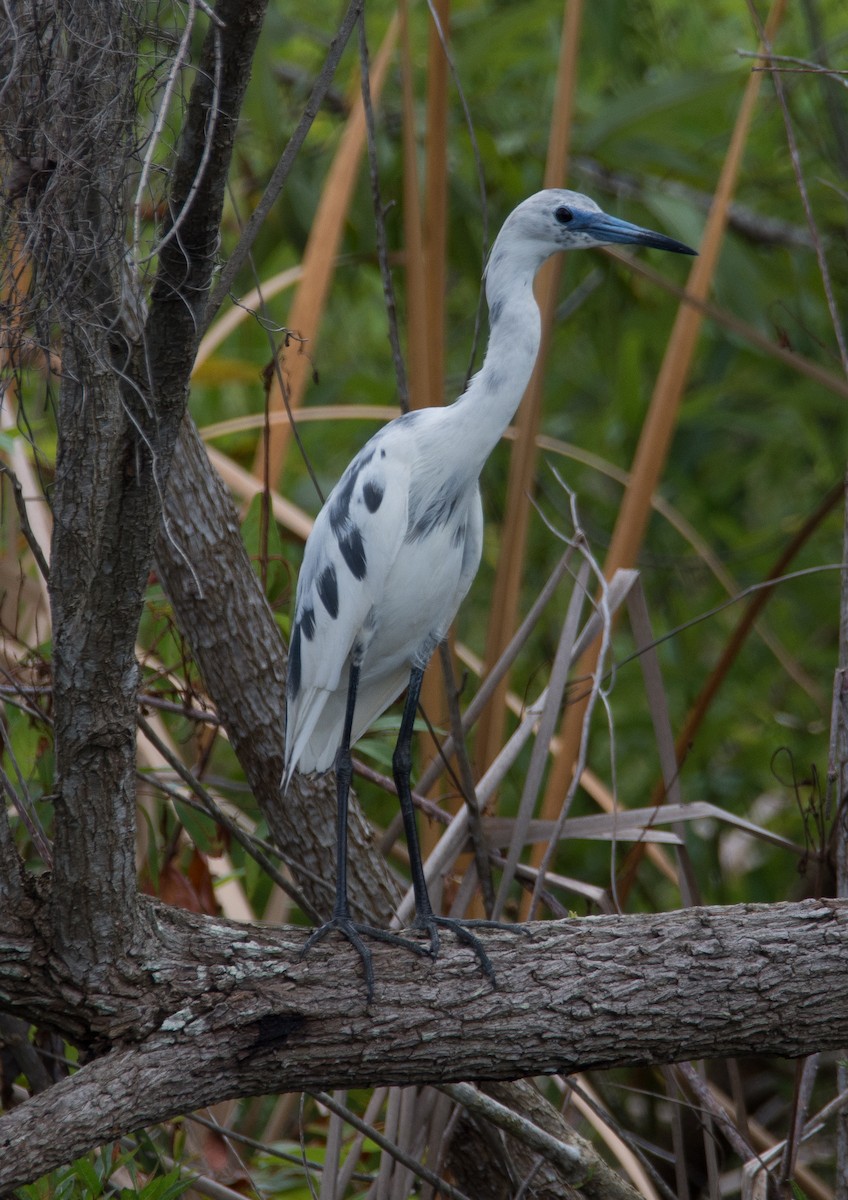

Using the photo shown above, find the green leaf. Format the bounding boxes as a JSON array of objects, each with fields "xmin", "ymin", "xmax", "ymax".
[{"xmin": 174, "ymin": 799, "xmax": 219, "ymax": 857}]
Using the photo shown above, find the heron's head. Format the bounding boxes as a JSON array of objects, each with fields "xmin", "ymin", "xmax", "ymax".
[{"xmin": 493, "ymin": 188, "xmax": 697, "ymax": 268}]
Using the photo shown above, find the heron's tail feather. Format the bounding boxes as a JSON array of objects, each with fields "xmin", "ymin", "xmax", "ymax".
[
  {"xmin": 282, "ymin": 668, "xmax": 410, "ymax": 791},
  {"xmin": 282, "ymin": 686, "xmax": 334, "ymax": 791}
]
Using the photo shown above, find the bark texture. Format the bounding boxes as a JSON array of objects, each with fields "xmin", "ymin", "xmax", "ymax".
[
  {"xmin": 1, "ymin": 897, "xmax": 847, "ymax": 1189},
  {"xmin": 44, "ymin": 0, "xmax": 148, "ymax": 973}
]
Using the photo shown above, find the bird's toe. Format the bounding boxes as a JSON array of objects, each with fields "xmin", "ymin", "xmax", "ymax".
[{"xmin": 411, "ymin": 914, "xmax": 498, "ymax": 988}]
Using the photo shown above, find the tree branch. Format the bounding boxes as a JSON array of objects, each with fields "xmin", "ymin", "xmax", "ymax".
[
  {"xmin": 203, "ymin": 0, "xmax": 364, "ymax": 329},
  {"xmin": 1, "ymin": 897, "xmax": 847, "ymax": 1189},
  {"xmin": 155, "ymin": 415, "xmax": 402, "ymax": 923},
  {"xmin": 0, "ymin": 795, "xmax": 23, "ymax": 908},
  {"xmin": 445, "ymin": 1080, "xmax": 643, "ymax": 1200},
  {"xmin": 144, "ymin": 0, "xmax": 268, "ymax": 376}
]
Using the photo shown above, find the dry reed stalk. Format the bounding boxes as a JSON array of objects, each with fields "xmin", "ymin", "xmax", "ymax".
[
  {"xmin": 615, "ymin": 478, "xmax": 842, "ymax": 902},
  {"xmin": 400, "ymin": 0, "xmax": 456, "ymax": 853},
  {"xmin": 400, "ymin": 0, "xmax": 431, "ymax": 413},
  {"xmin": 529, "ymin": 0, "xmax": 788, "ymax": 907},
  {"xmin": 473, "ymin": 0, "xmax": 585, "ymax": 786},
  {"xmin": 252, "ymin": 16, "xmax": 399, "ymax": 489}
]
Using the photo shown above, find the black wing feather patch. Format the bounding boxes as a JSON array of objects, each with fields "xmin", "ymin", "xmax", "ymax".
[
  {"xmin": 338, "ymin": 526, "xmax": 367, "ymax": 580},
  {"xmin": 363, "ymin": 481, "xmax": 384, "ymax": 513},
  {"xmin": 317, "ymin": 564, "xmax": 339, "ymax": 618},
  {"xmin": 288, "ymin": 623, "xmax": 302, "ymax": 699},
  {"xmin": 300, "ymin": 605, "xmax": 316, "ymax": 640},
  {"xmin": 329, "ymin": 472, "xmax": 357, "ymax": 534},
  {"xmin": 328, "ymin": 449, "xmax": 372, "ymax": 532}
]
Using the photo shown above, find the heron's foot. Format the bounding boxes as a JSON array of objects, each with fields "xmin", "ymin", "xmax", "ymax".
[
  {"xmin": 302, "ymin": 915, "xmax": 429, "ymax": 1004},
  {"xmin": 410, "ymin": 913, "xmax": 525, "ymax": 989}
]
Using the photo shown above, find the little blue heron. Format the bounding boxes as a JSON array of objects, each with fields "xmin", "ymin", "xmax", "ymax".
[{"xmin": 284, "ymin": 189, "xmax": 695, "ymax": 995}]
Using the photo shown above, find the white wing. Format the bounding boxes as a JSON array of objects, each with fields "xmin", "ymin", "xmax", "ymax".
[{"xmin": 283, "ymin": 429, "xmax": 413, "ymax": 783}]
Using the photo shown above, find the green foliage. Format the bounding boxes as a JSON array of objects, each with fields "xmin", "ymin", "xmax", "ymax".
[{"xmin": 18, "ymin": 1152, "xmax": 191, "ymax": 1200}]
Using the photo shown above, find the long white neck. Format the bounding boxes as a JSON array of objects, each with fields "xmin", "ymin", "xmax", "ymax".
[{"xmin": 446, "ymin": 223, "xmax": 551, "ymax": 469}]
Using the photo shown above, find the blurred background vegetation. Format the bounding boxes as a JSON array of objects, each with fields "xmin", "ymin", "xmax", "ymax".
[{"xmin": 4, "ymin": 0, "xmax": 847, "ymax": 1195}]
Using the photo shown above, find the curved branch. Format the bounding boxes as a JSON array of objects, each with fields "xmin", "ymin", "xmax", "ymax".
[
  {"xmin": 203, "ymin": 0, "xmax": 365, "ymax": 328},
  {"xmin": 1, "ymin": 897, "xmax": 846, "ymax": 1189},
  {"xmin": 145, "ymin": 0, "xmax": 270, "ymax": 357}
]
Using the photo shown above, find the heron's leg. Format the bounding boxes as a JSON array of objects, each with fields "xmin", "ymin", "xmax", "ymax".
[
  {"xmin": 393, "ymin": 665, "xmax": 499, "ymax": 987},
  {"xmin": 331, "ymin": 661, "xmax": 359, "ymax": 923},
  {"xmin": 302, "ymin": 660, "xmax": 427, "ymax": 1002},
  {"xmin": 393, "ymin": 664, "xmax": 434, "ymax": 919}
]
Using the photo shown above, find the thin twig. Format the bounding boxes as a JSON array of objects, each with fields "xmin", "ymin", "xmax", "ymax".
[
  {"xmin": 423, "ymin": 0, "xmax": 489, "ymax": 389},
  {"xmin": 310, "ymin": 1090, "xmax": 472, "ymax": 1200},
  {"xmin": 137, "ymin": 7, "xmax": 224, "ymax": 269},
  {"xmin": 203, "ymin": 0, "xmax": 365, "ymax": 330},
  {"xmin": 0, "ymin": 462, "xmax": 50, "ymax": 580},
  {"xmin": 674, "ymin": 1062, "xmax": 760, "ymax": 1164},
  {"xmin": 832, "ymin": 466, "xmax": 848, "ymax": 1194},
  {"xmin": 744, "ymin": 9, "xmax": 848, "ymax": 374},
  {"xmin": 221, "ymin": 176, "xmax": 325, "ymax": 505},
  {"xmin": 358, "ymin": 13, "xmax": 409, "ymax": 411},
  {"xmin": 437, "ymin": 640, "xmax": 495, "ymax": 914},
  {"xmin": 139, "ymin": 693, "xmax": 221, "ymax": 723},
  {"xmin": 441, "ymin": 1083, "xmax": 620, "ymax": 1190},
  {"xmin": 0, "ymin": 760, "xmax": 51, "ymax": 867},
  {"xmin": 615, "ymin": 561, "xmax": 847, "ymax": 674},
  {"xmin": 492, "ymin": 558, "xmax": 589, "ymax": 919},
  {"xmin": 779, "ymin": 1053, "xmax": 820, "ymax": 1188},
  {"xmin": 525, "ymin": 484, "xmax": 617, "ymax": 920},
  {"xmin": 137, "ymin": 714, "xmax": 323, "ymax": 922},
  {"xmin": 133, "ymin": 0, "xmax": 199, "ymax": 257},
  {"xmin": 739, "ymin": 47, "xmax": 848, "ymax": 89},
  {"xmin": 334, "ymin": 1087, "xmax": 389, "ymax": 1192},
  {"xmin": 562, "ymin": 1075, "xmax": 677, "ymax": 1200},
  {"xmin": 417, "ymin": 551, "xmax": 575, "ymax": 796}
]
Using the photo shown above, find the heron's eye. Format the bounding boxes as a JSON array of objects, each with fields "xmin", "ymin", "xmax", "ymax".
[{"xmin": 555, "ymin": 206, "xmax": 573, "ymax": 225}]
